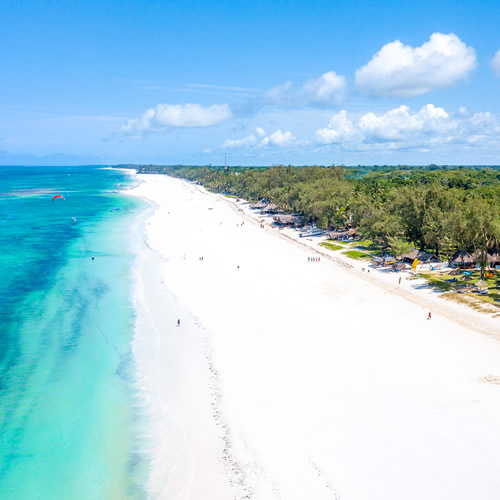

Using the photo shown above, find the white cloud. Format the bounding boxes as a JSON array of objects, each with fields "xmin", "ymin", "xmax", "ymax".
[
  {"xmin": 223, "ymin": 134, "xmax": 258, "ymax": 148},
  {"xmin": 358, "ymin": 104, "xmax": 450, "ymax": 141},
  {"xmin": 491, "ymin": 49, "xmax": 500, "ymax": 77},
  {"xmin": 267, "ymin": 129, "xmax": 296, "ymax": 146},
  {"xmin": 315, "ymin": 110, "xmax": 356, "ymax": 144},
  {"xmin": 223, "ymin": 127, "xmax": 296, "ymax": 148},
  {"xmin": 263, "ymin": 71, "xmax": 346, "ymax": 107},
  {"xmin": 355, "ymin": 33, "xmax": 476, "ymax": 97},
  {"xmin": 301, "ymin": 71, "xmax": 346, "ymax": 105},
  {"xmin": 120, "ymin": 103, "xmax": 231, "ymax": 137},
  {"xmin": 315, "ymin": 104, "xmax": 500, "ymax": 151}
]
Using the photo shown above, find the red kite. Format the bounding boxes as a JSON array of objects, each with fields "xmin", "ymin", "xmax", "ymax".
[{"xmin": 52, "ymin": 195, "xmax": 65, "ymax": 203}]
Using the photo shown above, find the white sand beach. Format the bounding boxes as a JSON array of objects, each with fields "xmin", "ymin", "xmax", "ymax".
[{"xmin": 128, "ymin": 173, "xmax": 500, "ymax": 500}]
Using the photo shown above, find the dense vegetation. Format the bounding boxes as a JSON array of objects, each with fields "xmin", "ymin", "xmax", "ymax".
[{"xmin": 125, "ymin": 164, "xmax": 500, "ymax": 277}]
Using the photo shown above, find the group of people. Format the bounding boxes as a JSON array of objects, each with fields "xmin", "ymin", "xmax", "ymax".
[{"xmin": 308, "ymin": 256, "xmax": 320, "ymax": 262}]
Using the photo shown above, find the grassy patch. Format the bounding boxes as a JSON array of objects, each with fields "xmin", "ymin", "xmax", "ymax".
[
  {"xmin": 320, "ymin": 242, "xmax": 343, "ymax": 251},
  {"xmin": 416, "ymin": 269, "xmax": 500, "ymax": 309},
  {"xmin": 355, "ymin": 239, "xmax": 373, "ymax": 247},
  {"xmin": 343, "ymin": 250, "xmax": 371, "ymax": 260},
  {"xmin": 352, "ymin": 240, "xmax": 384, "ymax": 257},
  {"xmin": 335, "ymin": 240, "xmax": 349, "ymax": 245},
  {"xmin": 427, "ymin": 278, "xmax": 453, "ymax": 292}
]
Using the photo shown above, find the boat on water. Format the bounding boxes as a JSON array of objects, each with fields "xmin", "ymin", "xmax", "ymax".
[{"xmin": 71, "ymin": 217, "xmax": 77, "ymax": 223}]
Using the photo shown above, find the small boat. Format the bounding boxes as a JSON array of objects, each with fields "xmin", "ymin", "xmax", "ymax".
[
  {"xmin": 71, "ymin": 217, "xmax": 77, "ymax": 223},
  {"xmin": 110, "ymin": 207, "xmax": 121, "ymax": 212},
  {"xmin": 300, "ymin": 227, "xmax": 324, "ymax": 238}
]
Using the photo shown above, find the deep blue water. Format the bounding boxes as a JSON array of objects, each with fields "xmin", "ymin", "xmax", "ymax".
[{"xmin": 0, "ymin": 166, "xmax": 147, "ymax": 499}]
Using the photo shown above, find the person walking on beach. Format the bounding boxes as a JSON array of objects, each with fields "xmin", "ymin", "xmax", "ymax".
[
  {"xmin": 428, "ymin": 312, "xmax": 432, "ymax": 320},
  {"xmin": 177, "ymin": 319, "xmax": 181, "ymax": 327},
  {"xmin": 399, "ymin": 276, "xmax": 402, "ymax": 285}
]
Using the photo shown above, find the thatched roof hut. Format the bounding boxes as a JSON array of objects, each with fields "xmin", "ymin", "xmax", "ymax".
[
  {"xmin": 328, "ymin": 228, "xmax": 356, "ymax": 240},
  {"xmin": 273, "ymin": 214, "xmax": 304, "ymax": 226},
  {"xmin": 451, "ymin": 250, "xmax": 476, "ymax": 265},
  {"xmin": 250, "ymin": 199, "xmax": 268, "ymax": 209},
  {"xmin": 261, "ymin": 202, "xmax": 278, "ymax": 213},
  {"xmin": 401, "ymin": 249, "xmax": 441, "ymax": 263},
  {"xmin": 487, "ymin": 251, "xmax": 500, "ymax": 265}
]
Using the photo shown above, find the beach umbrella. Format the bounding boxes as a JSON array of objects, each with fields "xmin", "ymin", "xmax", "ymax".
[{"xmin": 476, "ymin": 280, "xmax": 488, "ymax": 288}]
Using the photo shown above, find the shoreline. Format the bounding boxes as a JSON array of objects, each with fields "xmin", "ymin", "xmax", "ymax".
[
  {"xmin": 127, "ymin": 173, "xmax": 500, "ymax": 500},
  {"xmin": 126, "ymin": 181, "xmax": 239, "ymax": 498},
  {"xmin": 221, "ymin": 193, "xmax": 499, "ymax": 340}
]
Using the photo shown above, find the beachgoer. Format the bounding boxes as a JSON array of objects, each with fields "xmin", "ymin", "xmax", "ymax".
[
  {"xmin": 428, "ymin": 312, "xmax": 432, "ymax": 320},
  {"xmin": 91, "ymin": 257, "xmax": 94, "ymax": 260},
  {"xmin": 399, "ymin": 277, "xmax": 402, "ymax": 285},
  {"xmin": 177, "ymin": 319, "xmax": 180, "ymax": 327},
  {"xmin": 237, "ymin": 265, "xmax": 240, "ymax": 270}
]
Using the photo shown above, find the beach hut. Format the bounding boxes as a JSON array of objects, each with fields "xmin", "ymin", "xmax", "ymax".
[
  {"xmin": 487, "ymin": 251, "xmax": 500, "ymax": 269},
  {"xmin": 273, "ymin": 214, "xmax": 304, "ymax": 227},
  {"xmin": 261, "ymin": 202, "xmax": 278, "ymax": 214},
  {"xmin": 401, "ymin": 249, "xmax": 441, "ymax": 264},
  {"xmin": 328, "ymin": 228, "xmax": 357, "ymax": 241},
  {"xmin": 450, "ymin": 250, "xmax": 476, "ymax": 269},
  {"xmin": 250, "ymin": 199, "xmax": 268, "ymax": 209}
]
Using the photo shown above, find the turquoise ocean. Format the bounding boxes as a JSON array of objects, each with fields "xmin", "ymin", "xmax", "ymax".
[{"xmin": 0, "ymin": 166, "xmax": 148, "ymax": 499}]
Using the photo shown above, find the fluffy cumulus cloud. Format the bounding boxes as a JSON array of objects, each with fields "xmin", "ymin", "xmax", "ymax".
[
  {"xmin": 491, "ymin": 49, "xmax": 500, "ymax": 77},
  {"xmin": 315, "ymin": 104, "xmax": 500, "ymax": 151},
  {"xmin": 223, "ymin": 127, "xmax": 296, "ymax": 149},
  {"xmin": 263, "ymin": 71, "xmax": 346, "ymax": 107},
  {"xmin": 263, "ymin": 129, "xmax": 295, "ymax": 146},
  {"xmin": 120, "ymin": 103, "xmax": 231, "ymax": 137},
  {"xmin": 315, "ymin": 110, "xmax": 356, "ymax": 144},
  {"xmin": 355, "ymin": 33, "xmax": 476, "ymax": 97}
]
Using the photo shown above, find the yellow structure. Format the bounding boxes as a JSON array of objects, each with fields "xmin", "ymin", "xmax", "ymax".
[{"xmin": 411, "ymin": 258, "xmax": 420, "ymax": 271}]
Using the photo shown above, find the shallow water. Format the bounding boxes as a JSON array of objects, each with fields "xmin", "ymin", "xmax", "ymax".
[{"xmin": 0, "ymin": 167, "xmax": 147, "ymax": 499}]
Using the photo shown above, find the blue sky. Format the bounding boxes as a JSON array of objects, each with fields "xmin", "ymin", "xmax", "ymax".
[{"xmin": 1, "ymin": 0, "xmax": 500, "ymax": 165}]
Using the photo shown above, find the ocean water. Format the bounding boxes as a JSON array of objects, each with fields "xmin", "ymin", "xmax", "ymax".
[{"xmin": 0, "ymin": 167, "xmax": 147, "ymax": 499}]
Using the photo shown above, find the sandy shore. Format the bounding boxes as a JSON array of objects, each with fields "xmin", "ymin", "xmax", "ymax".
[{"xmin": 128, "ymin": 173, "xmax": 500, "ymax": 500}]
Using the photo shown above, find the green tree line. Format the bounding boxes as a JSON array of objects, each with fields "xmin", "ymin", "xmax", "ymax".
[{"xmin": 127, "ymin": 164, "xmax": 500, "ymax": 277}]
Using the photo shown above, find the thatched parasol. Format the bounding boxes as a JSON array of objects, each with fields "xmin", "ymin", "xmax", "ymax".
[{"xmin": 476, "ymin": 280, "xmax": 488, "ymax": 288}]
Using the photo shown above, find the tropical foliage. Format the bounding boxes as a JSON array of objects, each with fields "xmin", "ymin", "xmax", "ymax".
[{"xmin": 127, "ymin": 164, "xmax": 500, "ymax": 278}]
